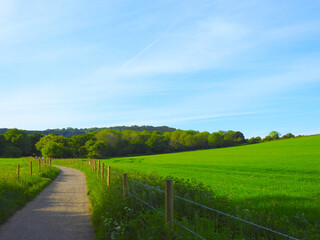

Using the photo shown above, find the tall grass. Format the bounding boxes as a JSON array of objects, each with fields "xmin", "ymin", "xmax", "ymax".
[{"xmin": 0, "ymin": 158, "xmax": 60, "ymax": 224}]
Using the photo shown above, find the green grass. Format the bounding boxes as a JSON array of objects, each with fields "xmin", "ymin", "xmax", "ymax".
[
  {"xmin": 100, "ymin": 135, "xmax": 320, "ymax": 239},
  {"xmin": 0, "ymin": 158, "xmax": 60, "ymax": 224}
]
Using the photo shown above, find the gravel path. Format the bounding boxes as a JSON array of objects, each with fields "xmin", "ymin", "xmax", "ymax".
[{"xmin": 0, "ymin": 166, "xmax": 95, "ymax": 240}]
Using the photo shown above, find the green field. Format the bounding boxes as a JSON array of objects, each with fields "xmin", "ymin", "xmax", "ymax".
[
  {"xmin": 0, "ymin": 158, "xmax": 59, "ymax": 223},
  {"xmin": 102, "ymin": 135, "xmax": 320, "ymax": 239}
]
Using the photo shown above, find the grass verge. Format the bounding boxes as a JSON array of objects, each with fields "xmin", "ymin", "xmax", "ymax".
[{"xmin": 0, "ymin": 158, "xmax": 60, "ymax": 224}]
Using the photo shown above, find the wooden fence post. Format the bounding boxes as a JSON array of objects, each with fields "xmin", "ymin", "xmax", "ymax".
[
  {"xmin": 101, "ymin": 163, "xmax": 104, "ymax": 180},
  {"xmin": 38, "ymin": 159, "xmax": 41, "ymax": 171},
  {"xmin": 107, "ymin": 166, "xmax": 110, "ymax": 187},
  {"xmin": 123, "ymin": 173, "xmax": 128, "ymax": 198},
  {"xmin": 30, "ymin": 161, "xmax": 32, "ymax": 176},
  {"xmin": 97, "ymin": 161, "xmax": 100, "ymax": 177},
  {"xmin": 17, "ymin": 164, "xmax": 20, "ymax": 178},
  {"xmin": 165, "ymin": 179, "xmax": 173, "ymax": 231}
]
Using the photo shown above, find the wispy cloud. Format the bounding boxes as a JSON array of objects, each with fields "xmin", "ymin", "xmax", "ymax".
[
  {"xmin": 122, "ymin": 19, "xmax": 250, "ymax": 75},
  {"xmin": 1, "ymin": 0, "xmax": 320, "ymax": 136},
  {"xmin": 122, "ymin": 25, "xmax": 174, "ymax": 68}
]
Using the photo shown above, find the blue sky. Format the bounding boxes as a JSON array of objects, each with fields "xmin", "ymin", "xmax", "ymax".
[{"xmin": 1, "ymin": 0, "xmax": 320, "ymax": 138}]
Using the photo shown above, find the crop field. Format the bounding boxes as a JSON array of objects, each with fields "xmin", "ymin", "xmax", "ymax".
[
  {"xmin": 101, "ymin": 135, "xmax": 320, "ymax": 239},
  {"xmin": 0, "ymin": 158, "xmax": 59, "ymax": 224}
]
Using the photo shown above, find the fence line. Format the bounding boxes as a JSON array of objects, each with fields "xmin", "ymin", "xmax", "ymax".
[
  {"xmin": 125, "ymin": 171, "xmax": 299, "ymax": 240},
  {"xmin": 54, "ymin": 160, "xmax": 300, "ymax": 240},
  {"xmin": 173, "ymin": 195, "xmax": 299, "ymax": 240},
  {"xmin": 128, "ymin": 187, "xmax": 207, "ymax": 240}
]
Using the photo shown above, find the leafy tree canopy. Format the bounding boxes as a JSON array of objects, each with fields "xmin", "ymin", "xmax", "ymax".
[{"xmin": 4, "ymin": 128, "xmax": 31, "ymax": 156}]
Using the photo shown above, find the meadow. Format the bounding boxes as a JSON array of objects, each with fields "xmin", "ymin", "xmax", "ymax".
[
  {"xmin": 0, "ymin": 158, "xmax": 59, "ymax": 224},
  {"xmin": 99, "ymin": 135, "xmax": 320, "ymax": 239}
]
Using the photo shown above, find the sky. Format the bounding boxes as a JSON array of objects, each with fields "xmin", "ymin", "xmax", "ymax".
[{"xmin": 0, "ymin": 0, "xmax": 320, "ymax": 138}]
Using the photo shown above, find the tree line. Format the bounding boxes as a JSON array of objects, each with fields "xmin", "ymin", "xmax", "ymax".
[
  {"xmin": 0, "ymin": 128, "xmax": 296, "ymax": 159},
  {"xmin": 0, "ymin": 126, "xmax": 176, "ymax": 138}
]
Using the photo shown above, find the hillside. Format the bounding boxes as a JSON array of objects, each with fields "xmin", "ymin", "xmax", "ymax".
[{"xmin": 103, "ymin": 135, "xmax": 320, "ymax": 239}]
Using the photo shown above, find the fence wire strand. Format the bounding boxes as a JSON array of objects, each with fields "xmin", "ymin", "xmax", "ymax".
[
  {"xmin": 128, "ymin": 190, "xmax": 207, "ymax": 240},
  {"xmin": 109, "ymin": 168, "xmax": 300, "ymax": 240},
  {"xmin": 128, "ymin": 192, "xmax": 160, "ymax": 212},
  {"xmin": 128, "ymin": 178, "xmax": 165, "ymax": 194},
  {"xmin": 173, "ymin": 194, "xmax": 300, "ymax": 240},
  {"xmin": 174, "ymin": 220, "xmax": 207, "ymax": 240},
  {"xmin": 110, "ymin": 169, "xmax": 122, "ymax": 176}
]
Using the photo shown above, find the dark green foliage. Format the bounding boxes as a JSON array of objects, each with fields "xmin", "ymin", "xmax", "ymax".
[
  {"xmin": 208, "ymin": 132, "xmax": 224, "ymax": 148},
  {"xmin": 1, "ymin": 127, "xmax": 297, "ymax": 159},
  {"xmin": 248, "ymin": 136, "xmax": 262, "ymax": 144},
  {"xmin": 29, "ymin": 132, "xmax": 43, "ymax": 156},
  {"xmin": 281, "ymin": 133, "xmax": 295, "ymax": 139},
  {"xmin": 4, "ymin": 128, "xmax": 31, "ymax": 156},
  {"xmin": 146, "ymin": 133, "xmax": 170, "ymax": 153},
  {"xmin": 0, "ymin": 126, "xmax": 177, "ymax": 138},
  {"xmin": 87, "ymin": 140, "xmax": 108, "ymax": 159},
  {"xmin": 0, "ymin": 135, "xmax": 5, "ymax": 156},
  {"xmin": 1, "ymin": 145, "xmax": 22, "ymax": 157}
]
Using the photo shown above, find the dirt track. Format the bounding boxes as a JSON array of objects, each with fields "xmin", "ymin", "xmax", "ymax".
[{"xmin": 0, "ymin": 166, "xmax": 95, "ymax": 240}]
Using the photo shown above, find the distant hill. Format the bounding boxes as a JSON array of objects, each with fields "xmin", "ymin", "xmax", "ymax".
[{"xmin": 0, "ymin": 126, "xmax": 177, "ymax": 138}]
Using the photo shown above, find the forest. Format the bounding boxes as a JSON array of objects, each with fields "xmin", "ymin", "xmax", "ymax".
[{"xmin": 0, "ymin": 127, "xmax": 295, "ymax": 159}]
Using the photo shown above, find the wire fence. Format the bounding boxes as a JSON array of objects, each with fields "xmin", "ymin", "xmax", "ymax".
[
  {"xmin": 127, "ymin": 181, "xmax": 207, "ymax": 240},
  {"xmin": 54, "ymin": 159, "xmax": 301, "ymax": 240},
  {"xmin": 113, "ymin": 168, "xmax": 300, "ymax": 240}
]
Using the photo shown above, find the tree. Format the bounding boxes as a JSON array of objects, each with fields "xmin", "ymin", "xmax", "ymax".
[
  {"xmin": 87, "ymin": 140, "xmax": 108, "ymax": 159},
  {"xmin": 208, "ymin": 132, "xmax": 224, "ymax": 148},
  {"xmin": 169, "ymin": 130, "xmax": 187, "ymax": 151},
  {"xmin": 0, "ymin": 134, "xmax": 5, "ymax": 156},
  {"xmin": 248, "ymin": 136, "xmax": 261, "ymax": 144},
  {"xmin": 4, "ymin": 128, "xmax": 31, "ymax": 156},
  {"xmin": 264, "ymin": 131, "xmax": 280, "ymax": 141},
  {"xmin": 1, "ymin": 145, "xmax": 22, "ymax": 157},
  {"xmin": 36, "ymin": 133, "xmax": 75, "ymax": 158},
  {"xmin": 281, "ymin": 133, "xmax": 295, "ymax": 139},
  {"xmin": 146, "ymin": 133, "xmax": 169, "ymax": 153},
  {"xmin": 269, "ymin": 131, "xmax": 280, "ymax": 139},
  {"xmin": 41, "ymin": 142, "xmax": 65, "ymax": 158},
  {"xmin": 29, "ymin": 132, "xmax": 43, "ymax": 156}
]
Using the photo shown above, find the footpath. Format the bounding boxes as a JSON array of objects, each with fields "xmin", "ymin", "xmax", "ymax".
[{"xmin": 0, "ymin": 166, "xmax": 95, "ymax": 240}]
